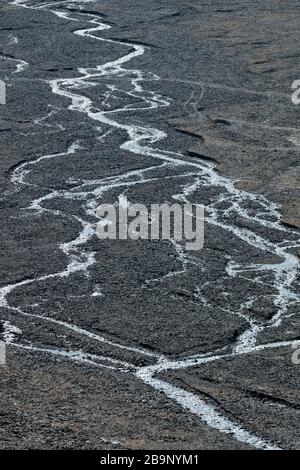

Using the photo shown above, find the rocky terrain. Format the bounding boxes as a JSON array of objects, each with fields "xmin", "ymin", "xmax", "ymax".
[{"xmin": 0, "ymin": 0, "xmax": 299, "ymax": 450}]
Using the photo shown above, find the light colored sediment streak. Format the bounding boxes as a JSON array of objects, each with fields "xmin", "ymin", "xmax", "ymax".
[
  {"xmin": 136, "ymin": 369, "xmax": 280, "ymax": 450},
  {"xmin": 0, "ymin": 54, "xmax": 28, "ymax": 74},
  {"xmin": 1, "ymin": 0, "xmax": 299, "ymax": 449},
  {"xmin": 12, "ymin": 342, "xmax": 134, "ymax": 372}
]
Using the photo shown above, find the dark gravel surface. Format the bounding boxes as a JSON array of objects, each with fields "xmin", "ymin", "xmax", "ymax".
[{"xmin": 0, "ymin": 0, "xmax": 299, "ymax": 450}]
